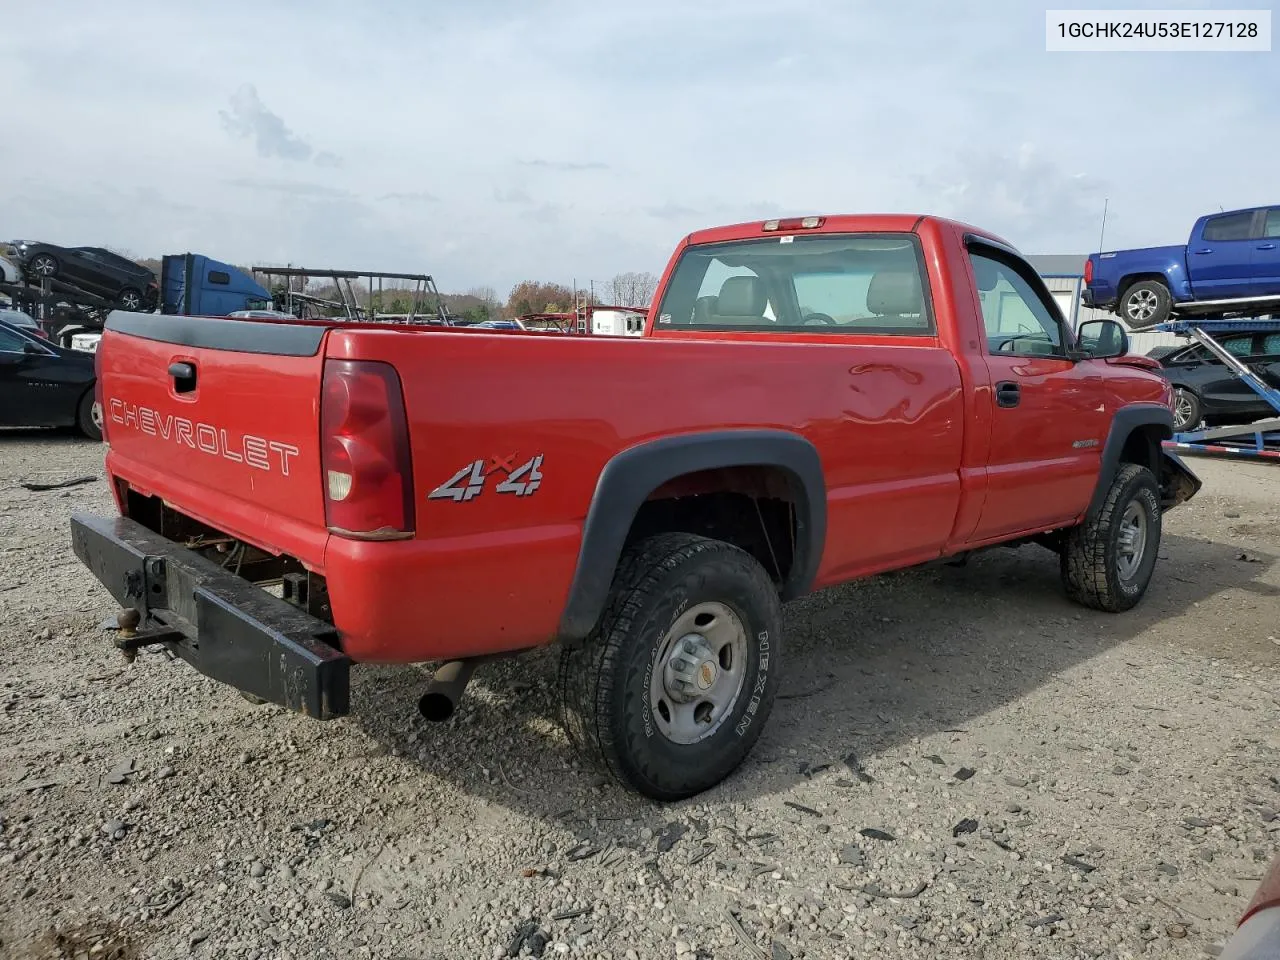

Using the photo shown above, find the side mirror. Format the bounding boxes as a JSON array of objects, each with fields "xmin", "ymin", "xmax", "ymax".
[
  {"xmin": 22, "ymin": 340, "xmax": 43, "ymax": 355},
  {"xmin": 1075, "ymin": 319, "xmax": 1128, "ymax": 360}
]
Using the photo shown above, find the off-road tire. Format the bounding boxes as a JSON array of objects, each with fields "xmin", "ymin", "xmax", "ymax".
[
  {"xmin": 76, "ymin": 390, "xmax": 102, "ymax": 442},
  {"xmin": 1119, "ymin": 280, "xmax": 1172, "ymax": 329},
  {"xmin": 558, "ymin": 533, "xmax": 782, "ymax": 801},
  {"xmin": 1062, "ymin": 463, "xmax": 1161, "ymax": 613}
]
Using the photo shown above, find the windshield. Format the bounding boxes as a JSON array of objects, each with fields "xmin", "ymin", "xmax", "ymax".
[{"xmin": 654, "ymin": 233, "xmax": 932, "ymax": 335}]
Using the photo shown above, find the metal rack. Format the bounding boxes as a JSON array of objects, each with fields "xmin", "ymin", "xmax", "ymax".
[
  {"xmin": 0, "ymin": 276, "xmax": 118, "ymax": 347},
  {"xmin": 1153, "ymin": 317, "xmax": 1280, "ymax": 462},
  {"xmin": 248, "ymin": 267, "xmax": 450, "ymax": 325}
]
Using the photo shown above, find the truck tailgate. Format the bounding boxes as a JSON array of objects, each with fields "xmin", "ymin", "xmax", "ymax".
[{"xmin": 99, "ymin": 312, "xmax": 329, "ymax": 566}]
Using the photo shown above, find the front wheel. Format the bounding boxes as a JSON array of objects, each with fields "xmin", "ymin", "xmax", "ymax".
[
  {"xmin": 1119, "ymin": 280, "xmax": 1171, "ymax": 329},
  {"xmin": 558, "ymin": 533, "xmax": 782, "ymax": 801},
  {"xmin": 117, "ymin": 287, "xmax": 143, "ymax": 311},
  {"xmin": 1172, "ymin": 387, "xmax": 1202, "ymax": 432},
  {"xmin": 27, "ymin": 253, "xmax": 59, "ymax": 280},
  {"xmin": 1061, "ymin": 463, "xmax": 1161, "ymax": 613}
]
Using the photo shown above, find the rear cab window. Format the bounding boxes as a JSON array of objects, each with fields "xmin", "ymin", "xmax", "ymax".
[{"xmin": 655, "ymin": 234, "xmax": 933, "ymax": 335}]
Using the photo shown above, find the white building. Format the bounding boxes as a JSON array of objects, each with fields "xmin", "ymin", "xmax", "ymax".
[{"xmin": 591, "ymin": 307, "xmax": 647, "ymax": 337}]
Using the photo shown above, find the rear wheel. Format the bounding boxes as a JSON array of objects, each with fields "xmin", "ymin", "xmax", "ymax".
[
  {"xmin": 1061, "ymin": 463, "xmax": 1161, "ymax": 612},
  {"xmin": 558, "ymin": 533, "xmax": 782, "ymax": 801},
  {"xmin": 1119, "ymin": 280, "xmax": 1171, "ymax": 329},
  {"xmin": 117, "ymin": 287, "xmax": 143, "ymax": 311},
  {"xmin": 1171, "ymin": 387, "xmax": 1202, "ymax": 432},
  {"xmin": 76, "ymin": 391, "xmax": 102, "ymax": 441}
]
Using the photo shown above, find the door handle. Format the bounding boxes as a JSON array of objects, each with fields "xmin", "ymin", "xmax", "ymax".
[
  {"xmin": 1193, "ymin": 248, "xmax": 1213, "ymax": 255},
  {"xmin": 995, "ymin": 380, "xmax": 1021, "ymax": 408},
  {"xmin": 1259, "ymin": 243, "xmax": 1277, "ymax": 250}
]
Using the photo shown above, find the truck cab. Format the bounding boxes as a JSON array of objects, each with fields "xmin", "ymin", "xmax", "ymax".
[{"xmin": 160, "ymin": 254, "xmax": 272, "ymax": 317}]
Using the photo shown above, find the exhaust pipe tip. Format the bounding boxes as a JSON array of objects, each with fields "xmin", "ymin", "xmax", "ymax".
[
  {"xmin": 416, "ymin": 658, "xmax": 480, "ymax": 723},
  {"xmin": 417, "ymin": 691, "xmax": 457, "ymax": 723}
]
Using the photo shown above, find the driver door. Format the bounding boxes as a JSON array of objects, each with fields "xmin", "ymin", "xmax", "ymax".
[{"xmin": 966, "ymin": 244, "xmax": 1111, "ymax": 543}]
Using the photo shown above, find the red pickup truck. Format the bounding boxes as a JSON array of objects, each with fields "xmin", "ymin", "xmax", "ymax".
[{"xmin": 71, "ymin": 214, "xmax": 1201, "ymax": 800}]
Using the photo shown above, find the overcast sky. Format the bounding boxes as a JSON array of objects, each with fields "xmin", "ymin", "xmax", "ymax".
[{"xmin": 2, "ymin": 1, "xmax": 1274, "ymax": 295}]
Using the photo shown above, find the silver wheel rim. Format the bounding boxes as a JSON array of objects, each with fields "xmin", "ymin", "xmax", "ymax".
[
  {"xmin": 1173, "ymin": 390, "xmax": 1195, "ymax": 430},
  {"xmin": 90, "ymin": 401, "xmax": 103, "ymax": 431},
  {"xmin": 121, "ymin": 292, "xmax": 140, "ymax": 309},
  {"xmin": 1127, "ymin": 289, "xmax": 1158, "ymax": 322},
  {"xmin": 1116, "ymin": 501, "xmax": 1148, "ymax": 580},
  {"xmin": 32, "ymin": 256, "xmax": 55, "ymax": 277},
  {"xmin": 648, "ymin": 601, "xmax": 748, "ymax": 745}
]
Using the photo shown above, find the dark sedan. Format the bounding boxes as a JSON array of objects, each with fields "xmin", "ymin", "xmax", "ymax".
[
  {"xmin": 8, "ymin": 240, "xmax": 157, "ymax": 311},
  {"xmin": 0, "ymin": 316, "xmax": 100, "ymax": 440},
  {"xmin": 1149, "ymin": 330, "xmax": 1280, "ymax": 431}
]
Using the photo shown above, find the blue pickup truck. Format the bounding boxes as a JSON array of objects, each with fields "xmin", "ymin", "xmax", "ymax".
[{"xmin": 1084, "ymin": 205, "xmax": 1280, "ymax": 328}]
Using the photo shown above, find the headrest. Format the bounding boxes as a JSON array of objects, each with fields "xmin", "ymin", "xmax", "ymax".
[
  {"xmin": 866, "ymin": 271, "xmax": 923, "ymax": 316},
  {"xmin": 717, "ymin": 276, "xmax": 767, "ymax": 316},
  {"xmin": 694, "ymin": 295, "xmax": 718, "ymax": 323}
]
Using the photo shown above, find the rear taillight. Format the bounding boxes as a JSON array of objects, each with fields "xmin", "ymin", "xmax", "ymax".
[
  {"xmin": 1083, "ymin": 258, "xmax": 1094, "ymax": 284},
  {"xmin": 319, "ymin": 359, "xmax": 414, "ymax": 539}
]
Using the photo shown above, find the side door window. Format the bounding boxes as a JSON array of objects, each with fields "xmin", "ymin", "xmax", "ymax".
[
  {"xmin": 968, "ymin": 250, "xmax": 1066, "ymax": 358},
  {"xmin": 1199, "ymin": 334, "xmax": 1262, "ymax": 400},
  {"xmin": 1253, "ymin": 208, "xmax": 1280, "ymax": 286},
  {"xmin": 1202, "ymin": 212, "xmax": 1256, "ymax": 243},
  {"xmin": 1194, "ymin": 211, "xmax": 1262, "ymax": 296},
  {"xmin": 1259, "ymin": 333, "xmax": 1280, "ymax": 389}
]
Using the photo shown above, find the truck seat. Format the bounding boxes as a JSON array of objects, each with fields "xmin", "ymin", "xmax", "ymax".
[
  {"xmin": 867, "ymin": 270, "xmax": 928, "ymax": 328},
  {"xmin": 712, "ymin": 276, "xmax": 774, "ymax": 326}
]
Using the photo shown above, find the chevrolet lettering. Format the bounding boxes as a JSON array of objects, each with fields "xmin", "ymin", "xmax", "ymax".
[{"xmin": 107, "ymin": 399, "xmax": 300, "ymax": 474}]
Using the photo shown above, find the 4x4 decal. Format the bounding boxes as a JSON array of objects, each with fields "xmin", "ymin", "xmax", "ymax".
[{"xmin": 429, "ymin": 455, "xmax": 544, "ymax": 502}]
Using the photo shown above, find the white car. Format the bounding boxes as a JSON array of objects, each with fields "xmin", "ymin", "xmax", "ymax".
[{"xmin": 0, "ymin": 254, "xmax": 20, "ymax": 284}]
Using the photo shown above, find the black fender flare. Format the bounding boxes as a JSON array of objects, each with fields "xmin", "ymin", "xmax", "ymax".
[
  {"xmin": 1086, "ymin": 403, "xmax": 1174, "ymax": 520},
  {"xmin": 557, "ymin": 429, "xmax": 827, "ymax": 641}
]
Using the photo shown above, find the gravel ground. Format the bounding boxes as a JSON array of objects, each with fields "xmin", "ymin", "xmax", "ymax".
[{"xmin": 1, "ymin": 430, "xmax": 1279, "ymax": 960}]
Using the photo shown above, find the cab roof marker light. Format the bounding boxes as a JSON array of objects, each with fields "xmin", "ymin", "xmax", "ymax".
[{"xmin": 763, "ymin": 216, "xmax": 826, "ymax": 232}]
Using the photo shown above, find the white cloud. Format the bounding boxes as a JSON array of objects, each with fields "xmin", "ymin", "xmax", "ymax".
[
  {"xmin": 0, "ymin": 0, "xmax": 1275, "ymax": 294},
  {"xmin": 219, "ymin": 84, "xmax": 318, "ymax": 162}
]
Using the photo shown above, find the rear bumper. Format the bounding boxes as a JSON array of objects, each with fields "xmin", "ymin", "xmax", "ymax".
[
  {"xmin": 70, "ymin": 513, "xmax": 349, "ymax": 719},
  {"xmin": 1082, "ymin": 285, "xmax": 1116, "ymax": 309}
]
